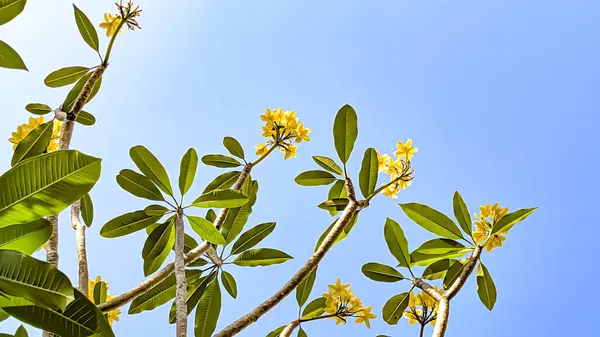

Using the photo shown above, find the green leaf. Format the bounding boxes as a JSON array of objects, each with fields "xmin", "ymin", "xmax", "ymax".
[
  {"xmin": 476, "ymin": 263, "xmax": 497, "ymax": 310},
  {"xmin": 201, "ymin": 154, "xmax": 241, "ymax": 168},
  {"xmin": 0, "ymin": 40, "xmax": 27, "ymax": 70},
  {"xmin": 202, "ymin": 171, "xmax": 241, "ymax": 194},
  {"xmin": 177, "ymin": 233, "xmax": 199, "ymax": 254},
  {"xmin": 44, "ymin": 66, "xmax": 89, "ymax": 88},
  {"xmin": 359, "ymin": 148, "xmax": 378, "ymax": 198},
  {"xmin": 294, "ymin": 170, "xmax": 336, "ymax": 186},
  {"xmin": 0, "ymin": 150, "xmax": 101, "ymax": 228},
  {"xmin": 233, "ymin": 248, "xmax": 293, "ymax": 267},
  {"xmin": 130, "ymin": 145, "xmax": 173, "ymax": 196},
  {"xmin": 383, "ymin": 218, "xmax": 411, "ymax": 268},
  {"xmin": 61, "ymin": 73, "xmax": 90, "ymax": 112},
  {"xmin": 453, "ymin": 191, "xmax": 472, "ymax": 238},
  {"xmin": 0, "ymin": 0, "xmax": 26, "ymax": 25},
  {"xmin": 143, "ymin": 220, "xmax": 175, "ymax": 276},
  {"xmin": 223, "ymin": 136, "xmax": 245, "ymax": 160},
  {"xmin": 326, "ymin": 180, "xmax": 347, "ymax": 216},
  {"xmin": 144, "ymin": 204, "xmax": 170, "ymax": 216},
  {"xmin": 220, "ymin": 181, "xmax": 258, "ymax": 243},
  {"xmin": 188, "ymin": 257, "xmax": 208, "ymax": 268},
  {"xmin": 298, "ymin": 327, "xmax": 307, "ymax": 337},
  {"xmin": 400, "ymin": 203, "xmax": 464, "ymax": 240},
  {"xmin": 11, "ymin": 121, "xmax": 53, "ymax": 166},
  {"xmin": 491, "ymin": 208, "xmax": 537, "ymax": 235},
  {"xmin": 317, "ymin": 198, "xmax": 349, "ymax": 212},
  {"xmin": 422, "ymin": 259, "xmax": 456, "ymax": 280},
  {"xmin": 194, "ymin": 278, "xmax": 221, "ymax": 337},
  {"xmin": 333, "ymin": 104, "xmax": 358, "ymax": 164},
  {"xmin": 14, "ymin": 325, "xmax": 27, "ymax": 337},
  {"xmin": 143, "ymin": 221, "xmax": 174, "ymax": 260},
  {"xmin": 129, "ymin": 269, "xmax": 201, "ymax": 314},
  {"xmin": 92, "ymin": 281, "xmax": 107, "ymax": 305},
  {"xmin": 25, "ymin": 103, "xmax": 52, "ymax": 115},
  {"xmin": 73, "ymin": 5, "xmax": 99, "ymax": 51},
  {"xmin": 382, "ymin": 292, "xmax": 410, "ymax": 325},
  {"xmin": 187, "ymin": 215, "xmax": 226, "ymax": 245},
  {"xmin": 361, "ymin": 263, "xmax": 404, "ymax": 283},
  {"xmin": 413, "ymin": 238, "xmax": 467, "ymax": 255},
  {"xmin": 76, "ymin": 110, "xmax": 95, "ymax": 126},
  {"xmin": 296, "ymin": 267, "xmax": 317, "ymax": 307},
  {"xmin": 0, "ymin": 250, "xmax": 73, "ymax": 310},
  {"xmin": 100, "ymin": 210, "xmax": 164, "ymax": 238},
  {"xmin": 266, "ymin": 326, "xmax": 286, "ymax": 337},
  {"xmin": 80, "ymin": 194, "xmax": 93, "ymax": 227},
  {"xmin": 117, "ymin": 169, "xmax": 166, "ymax": 202},
  {"xmin": 301, "ymin": 297, "xmax": 326, "ymax": 319},
  {"xmin": 231, "ymin": 222, "xmax": 276, "ymax": 255},
  {"xmin": 206, "ymin": 209, "xmax": 217, "ymax": 223},
  {"xmin": 443, "ymin": 259, "xmax": 465, "ymax": 289},
  {"xmin": 169, "ymin": 273, "xmax": 216, "ymax": 324},
  {"xmin": 221, "ymin": 271, "xmax": 237, "ymax": 299},
  {"xmin": 192, "ymin": 189, "xmax": 249, "ymax": 209},
  {"xmin": 0, "ymin": 219, "xmax": 51, "ymax": 254},
  {"xmin": 178, "ymin": 148, "xmax": 198, "ymax": 196},
  {"xmin": 312, "ymin": 156, "xmax": 343, "ymax": 175},
  {"xmin": 3, "ymin": 290, "xmax": 114, "ymax": 337},
  {"xmin": 410, "ymin": 250, "xmax": 469, "ymax": 267}
]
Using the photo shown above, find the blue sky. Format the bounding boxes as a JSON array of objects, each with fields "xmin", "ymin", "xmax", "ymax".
[{"xmin": 1, "ymin": 0, "xmax": 599, "ymax": 336}]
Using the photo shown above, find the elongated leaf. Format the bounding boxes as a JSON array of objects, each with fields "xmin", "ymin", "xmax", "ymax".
[
  {"xmin": 221, "ymin": 181, "xmax": 258, "ymax": 243},
  {"xmin": 201, "ymin": 154, "xmax": 241, "ymax": 168},
  {"xmin": 333, "ymin": 104, "xmax": 358, "ymax": 164},
  {"xmin": 223, "ymin": 137, "xmax": 245, "ymax": 159},
  {"xmin": 294, "ymin": 170, "xmax": 336, "ymax": 186},
  {"xmin": 73, "ymin": 5, "xmax": 99, "ymax": 51},
  {"xmin": 410, "ymin": 250, "xmax": 469, "ymax": 267},
  {"xmin": 100, "ymin": 210, "xmax": 164, "ymax": 238},
  {"xmin": 0, "ymin": 40, "xmax": 26, "ymax": 70},
  {"xmin": 206, "ymin": 209, "xmax": 217, "ymax": 223},
  {"xmin": 221, "ymin": 271, "xmax": 237, "ymax": 298},
  {"xmin": 0, "ymin": 0, "xmax": 26, "ymax": 25},
  {"xmin": 0, "ymin": 219, "xmax": 51, "ymax": 254},
  {"xmin": 117, "ymin": 169, "xmax": 164, "ymax": 201},
  {"xmin": 266, "ymin": 326, "xmax": 286, "ymax": 337},
  {"xmin": 202, "ymin": 171, "xmax": 240, "ymax": 194},
  {"xmin": 0, "ymin": 250, "xmax": 73, "ymax": 310},
  {"xmin": 130, "ymin": 145, "xmax": 173, "ymax": 196},
  {"xmin": 0, "ymin": 150, "xmax": 101, "ymax": 228},
  {"xmin": 192, "ymin": 189, "xmax": 248, "ymax": 209},
  {"xmin": 413, "ymin": 238, "xmax": 467, "ymax": 255},
  {"xmin": 144, "ymin": 204, "xmax": 170, "ymax": 216},
  {"xmin": 143, "ymin": 220, "xmax": 175, "ymax": 276},
  {"xmin": 14, "ymin": 325, "xmax": 27, "ymax": 337},
  {"xmin": 3, "ymin": 290, "xmax": 114, "ymax": 337},
  {"xmin": 301, "ymin": 297, "xmax": 326, "ymax": 319},
  {"xmin": 361, "ymin": 263, "xmax": 404, "ymax": 282},
  {"xmin": 296, "ymin": 267, "xmax": 317, "ymax": 307},
  {"xmin": 317, "ymin": 198, "xmax": 349, "ymax": 211},
  {"xmin": 443, "ymin": 259, "xmax": 465, "ymax": 289},
  {"xmin": 298, "ymin": 327, "xmax": 307, "ymax": 337},
  {"xmin": 178, "ymin": 148, "xmax": 198, "ymax": 196},
  {"xmin": 11, "ymin": 121, "xmax": 53, "ymax": 166},
  {"xmin": 233, "ymin": 248, "xmax": 293, "ymax": 267},
  {"xmin": 359, "ymin": 148, "xmax": 378, "ymax": 198},
  {"xmin": 62, "ymin": 73, "xmax": 93, "ymax": 112},
  {"xmin": 129, "ymin": 269, "xmax": 202, "ymax": 314},
  {"xmin": 231, "ymin": 222, "xmax": 276, "ymax": 255},
  {"xmin": 143, "ymin": 221, "xmax": 174, "ymax": 260},
  {"xmin": 194, "ymin": 278, "xmax": 221, "ymax": 337},
  {"xmin": 382, "ymin": 292, "xmax": 410, "ymax": 325},
  {"xmin": 44, "ymin": 66, "xmax": 89, "ymax": 88},
  {"xmin": 80, "ymin": 194, "xmax": 93, "ymax": 227},
  {"xmin": 312, "ymin": 156, "xmax": 343, "ymax": 175},
  {"xmin": 476, "ymin": 263, "xmax": 497, "ymax": 310},
  {"xmin": 25, "ymin": 103, "xmax": 51, "ymax": 115},
  {"xmin": 491, "ymin": 208, "xmax": 537, "ymax": 235},
  {"xmin": 400, "ymin": 203, "xmax": 464, "ymax": 240},
  {"xmin": 384, "ymin": 218, "xmax": 410, "ymax": 268},
  {"xmin": 188, "ymin": 257, "xmax": 208, "ymax": 268},
  {"xmin": 92, "ymin": 281, "xmax": 107, "ymax": 305},
  {"xmin": 326, "ymin": 180, "xmax": 346, "ymax": 216},
  {"xmin": 175, "ymin": 233, "xmax": 199, "ymax": 254},
  {"xmin": 76, "ymin": 110, "xmax": 95, "ymax": 126},
  {"xmin": 453, "ymin": 191, "xmax": 472, "ymax": 238},
  {"xmin": 187, "ymin": 216, "xmax": 226, "ymax": 245},
  {"xmin": 422, "ymin": 259, "xmax": 456, "ymax": 280}
]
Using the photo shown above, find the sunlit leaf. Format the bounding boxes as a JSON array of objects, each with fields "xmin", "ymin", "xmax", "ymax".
[{"xmin": 332, "ymin": 104, "xmax": 358, "ymax": 164}]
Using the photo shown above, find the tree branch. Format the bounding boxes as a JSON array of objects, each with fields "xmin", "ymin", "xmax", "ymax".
[
  {"xmin": 413, "ymin": 278, "xmax": 442, "ymax": 302},
  {"xmin": 205, "ymin": 245, "xmax": 222, "ymax": 266},
  {"xmin": 213, "ymin": 179, "xmax": 359, "ymax": 337},
  {"xmin": 99, "ymin": 163, "xmax": 253, "ymax": 312},
  {"xmin": 174, "ymin": 209, "xmax": 187, "ymax": 337},
  {"xmin": 280, "ymin": 320, "xmax": 300, "ymax": 337},
  {"xmin": 72, "ymin": 201, "xmax": 89, "ymax": 296}
]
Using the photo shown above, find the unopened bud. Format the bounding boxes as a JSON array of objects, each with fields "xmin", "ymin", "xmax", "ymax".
[{"xmin": 53, "ymin": 106, "xmax": 67, "ymax": 121}]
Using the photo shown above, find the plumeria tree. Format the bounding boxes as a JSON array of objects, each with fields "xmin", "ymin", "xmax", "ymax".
[{"xmin": 0, "ymin": 2, "xmax": 536, "ymax": 337}]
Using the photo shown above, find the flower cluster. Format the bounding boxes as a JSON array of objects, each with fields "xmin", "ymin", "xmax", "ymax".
[
  {"xmin": 8, "ymin": 116, "xmax": 62, "ymax": 152},
  {"xmin": 404, "ymin": 287, "xmax": 443, "ymax": 327},
  {"xmin": 322, "ymin": 278, "xmax": 376, "ymax": 328},
  {"xmin": 88, "ymin": 276, "xmax": 121, "ymax": 326},
  {"xmin": 472, "ymin": 203, "xmax": 509, "ymax": 252},
  {"xmin": 376, "ymin": 139, "xmax": 417, "ymax": 199},
  {"xmin": 255, "ymin": 108, "xmax": 311, "ymax": 160},
  {"xmin": 99, "ymin": 1, "xmax": 142, "ymax": 37}
]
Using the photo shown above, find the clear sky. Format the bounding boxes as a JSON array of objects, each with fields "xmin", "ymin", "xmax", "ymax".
[{"xmin": 1, "ymin": 1, "xmax": 599, "ymax": 336}]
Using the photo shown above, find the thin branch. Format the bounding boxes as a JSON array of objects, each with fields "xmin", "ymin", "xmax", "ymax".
[
  {"xmin": 413, "ymin": 278, "xmax": 442, "ymax": 302},
  {"xmin": 205, "ymin": 245, "xmax": 223, "ymax": 266},
  {"xmin": 173, "ymin": 209, "xmax": 187, "ymax": 337},
  {"xmin": 279, "ymin": 320, "xmax": 300, "ymax": 337},
  {"xmin": 99, "ymin": 163, "xmax": 253, "ymax": 312},
  {"xmin": 72, "ymin": 201, "xmax": 89, "ymax": 296},
  {"xmin": 213, "ymin": 179, "xmax": 360, "ymax": 337}
]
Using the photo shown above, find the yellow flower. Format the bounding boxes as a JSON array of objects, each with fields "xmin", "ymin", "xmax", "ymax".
[
  {"xmin": 258, "ymin": 108, "xmax": 309, "ymax": 160},
  {"xmin": 355, "ymin": 306, "xmax": 377, "ymax": 328},
  {"xmin": 280, "ymin": 144, "xmax": 298, "ymax": 160},
  {"xmin": 99, "ymin": 13, "xmax": 123, "ymax": 37},
  {"xmin": 472, "ymin": 203, "xmax": 509, "ymax": 252},
  {"xmin": 395, "ymin": 139, "xmax": 418, "ymax": 160},
  {"xmin": 260, "ymin": 108, "xmax": 282, "ymax": 124},
  {"xmin": 295, "ymin": 122, "xmax": 311, "ymax": 143},
  {"xmin": 408, "ymin": 291, "xmax": 422, "ymax": 307},
  {"xmin": 404, "ymin": 310, "xmax": 421, "ymax": 325},
  {"xmin": 327, "ymin": 278, "xmax": 351, "ymax": 297},
  {"xmin": 52, "ymin": 120, "xmax": 62, "ymax": 139},
  {"xmin": 9, "ymin": 125, "xmax": 31, "ymax": 149},
  {"xmin": 382, "ymin": 185, "xmax": 400, "ymax": 199},
  {"xmin": 255, "ymin": 143, "xmax": 269, "ymax": 156},
  {"xmin": 27, "ymin": 116, "xmax": 44, "ymax": 129},
  {"xmin": 88, "ymin": 276, "xmax": 121, "ymax": 327},
  {"xmin": 377, "ymin": 152, "xmax": 392, "ymax": 172},
  {"xmin": 46, "ymin": 140, "xmax": 59, "ymax": 152}
]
